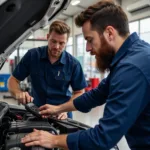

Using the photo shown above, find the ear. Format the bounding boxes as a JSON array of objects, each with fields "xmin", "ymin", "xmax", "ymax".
[
  {"xmin": 47, "ymin": 34, "xmax": 50, "ymax": 40},
  {"xmin": 103, "ymin": 26, "xmax": 115, "ymax": 42}
]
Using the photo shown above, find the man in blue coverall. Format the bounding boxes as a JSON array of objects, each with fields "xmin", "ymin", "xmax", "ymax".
[
  {"xmin": 21, "ymin": 0, "xmax": 150, "ymax": 150},
  {"xmin": 8, "ymin": 20, "xmax": 87, "ymax": 119}
]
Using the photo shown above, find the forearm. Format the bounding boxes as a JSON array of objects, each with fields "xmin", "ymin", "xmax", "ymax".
[
  {"xmin": 69, "ymin": 78, "xmax": 109, "ymax": 113},
  {"xmin": 57, "ymin": 100, "xmax": 77, "ymax": 114},
  {"xmin": 69, "ymin": 89, "xmax": 85, "ymax": 101},
  {"xmin": 56, "ymin": 89, "xmax": 84, "ymax": 113},
  {"xmin": 71, "ymin": 85, "xmax": 108, "ymax": 113},
  {"xmin": 8, "ymin": 76, "xmax": 21, "ymax": 97}
]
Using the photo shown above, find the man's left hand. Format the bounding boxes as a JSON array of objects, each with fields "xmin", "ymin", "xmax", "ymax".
[
  {"xmin": 21, "ymin": 129, "xmax": 57, "ymax": 149},
  {"xmin": 21, "ymin": 129, "xmax": 68, "ymax": 149}
]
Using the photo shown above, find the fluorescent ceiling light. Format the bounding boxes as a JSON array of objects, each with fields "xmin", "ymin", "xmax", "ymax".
[
  {"xmin": 71, "ymin": 0, "xmax": 80, "ymax": 6},
  {"xmin": 28, "ymin": 35, "xmax": 33, "ymax": 39},
  {"xmin": 43, "ymin": 25, "xmax": 49, "ymax": 29}
]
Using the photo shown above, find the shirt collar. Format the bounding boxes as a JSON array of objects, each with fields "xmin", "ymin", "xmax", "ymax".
[
  {"xmin": 60, "ymin": 51, "xmax": 67, "ymax": 64},
  {"xmin": 40, "ymin": 46, "xmax": 66, "ymax": 65},
  {"xmin": 40, "ymin": 46, "xmax": 49, "ymax": 59},
  {"xmin": 110, "ymin": 32, "xmax": 139, "ymax": 68}
]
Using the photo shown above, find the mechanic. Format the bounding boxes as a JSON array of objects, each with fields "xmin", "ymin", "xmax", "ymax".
[
  {"xmin": 21, "ymin": 0, "xmax": 150, "ymax": 150},
  {"xmin": 8, "ymin": 20, "xmax": 87, "ymax": 119}
]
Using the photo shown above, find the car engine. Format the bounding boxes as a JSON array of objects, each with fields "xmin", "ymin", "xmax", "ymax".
[{"xmin": 0, "ymin": 102, "xmax": 119, "ymax": 150}]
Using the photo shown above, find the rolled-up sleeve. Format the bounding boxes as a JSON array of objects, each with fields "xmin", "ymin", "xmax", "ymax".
[
  {"xmin": 67, "ymin": 64, "xmax": 150, "ymax": 150},
  {"xmin": 13, "ymin": 50, "xmax": 31, "ymax": 81},
  {"xmin": 71, "ymin": 62, "xmax": 87, "ymax": 91}
]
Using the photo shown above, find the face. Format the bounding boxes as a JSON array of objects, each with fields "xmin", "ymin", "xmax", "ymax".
[
  {"xmin": 47, "ymin": 31, "xmax": 68, "ymax": 58},
  {"xmin": 82, "ymin": 21, "xmax": 115, "ymax": 73}
]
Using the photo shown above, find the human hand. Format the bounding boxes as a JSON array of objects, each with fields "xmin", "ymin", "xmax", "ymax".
[
  {"xmin": 21, "ymin": 129, "xmax": 56, "ymax": 149},
  {"xmin": 39, "ymin": 104, "xmax": 60, "ymax": 118},
  {"xmin": 15, "ymin": 91, "xmax": 33, "ymax": 104}
]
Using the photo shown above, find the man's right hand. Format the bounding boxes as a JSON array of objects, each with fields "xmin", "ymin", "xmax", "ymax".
[
  {"xmin": 39, "ymin": 104, "xmax": 60, "ymax": 118},
  {"xmin": 39, "ymin": 101, "xmax": 76, "ymax": 119},
  {"xmin": 15, "ymin": 91, "xmax": 33, "ymax": 104}
]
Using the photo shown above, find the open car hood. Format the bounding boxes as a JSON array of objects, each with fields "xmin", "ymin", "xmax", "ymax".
[{"xmin": 0, "ymin": 0, "xmax": 71, "ymax": 69}]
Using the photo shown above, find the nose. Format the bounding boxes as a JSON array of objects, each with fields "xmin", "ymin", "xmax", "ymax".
[
  {"xmin": 54, "ymin": 43, "xmax": 59, "ymax": 49},
  {"xmin": 86, "ymin": 42, "xmax": 92, "ymax": 52}
]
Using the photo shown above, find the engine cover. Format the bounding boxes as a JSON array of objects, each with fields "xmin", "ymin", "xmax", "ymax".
[
  {"xmin": 9, "ymin": 119, "xmax": 57, "ymax": 134},
  {"xmin": 5, "ymin": 118, "xmax": 58, "ymax": 150}
]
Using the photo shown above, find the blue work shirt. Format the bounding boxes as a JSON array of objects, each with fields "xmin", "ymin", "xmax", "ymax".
[
  {"xmin": 67, "ymin": 33, "xmax": 150, "ymax": 150},
  {"xmin": 13, "ymin": 46, "xmax": 87, "ymax": 110}
]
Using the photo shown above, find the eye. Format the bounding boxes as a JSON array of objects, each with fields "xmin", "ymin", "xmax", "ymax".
[
  {"xmin": 88, "ymin": 38, "xmax": 92, "ymax": 43},
  {"xmin": 89, "ymin": 40, "xmax": 92, "ymax": 43},
  {"xmin": 51, "ymin": 39, "xmax": 57, "ymax": 44},
  {"xmin": 60, "ymin": 42, "xmax": 65, "ymax": 46}
]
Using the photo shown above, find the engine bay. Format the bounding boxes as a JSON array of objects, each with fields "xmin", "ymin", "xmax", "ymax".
[
  {"xmin": 0, "ymin": 102, "xmax": 119, "ymax": 150},
  {"xmin": 0, "ymin": 101, "xmax": 91, "ymax": 150}
]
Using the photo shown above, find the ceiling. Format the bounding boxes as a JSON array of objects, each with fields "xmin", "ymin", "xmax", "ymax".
[{"xmin": 57, "ymin": 0, "xmax": 100, "ymax": 20}]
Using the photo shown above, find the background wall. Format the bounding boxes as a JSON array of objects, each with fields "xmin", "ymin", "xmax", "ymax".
[
  {"xmin": 66, "ymin": 0, "xmax": 150, "ymax": 34},
  {"xmin": 122, "ymin": 0, "xmax": 150, "ymax": 22}
]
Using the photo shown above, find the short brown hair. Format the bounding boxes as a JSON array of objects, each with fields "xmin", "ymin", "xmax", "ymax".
[
  {"xmin": 49, "ymin": 20, "xmax": 70, "ymax": 38},
  {"xmin": 75, "ymin": 0, "xmax": 129, "ymax": 37}
]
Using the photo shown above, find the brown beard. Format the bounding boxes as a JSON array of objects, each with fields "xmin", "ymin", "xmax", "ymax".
[
  {"xmin": 48, "ymin": 48, "xmax": 61, "ymax": 59},
  {"xmin": 96, "ymin": 36, "xmax": 115, "ymax": 73}
]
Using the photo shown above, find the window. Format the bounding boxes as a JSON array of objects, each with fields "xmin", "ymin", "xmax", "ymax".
[
  {"xmin": 8, "ymin": 29, "xmax": 48, "ymax": 60},
  {"xmin": 76, "ymin": 34, "xmax": 85, "ymax": 68},
  {"xmin": 66, "ymin": 37, "xmax": 73, "ymax": 55},
  {"xmin": 76, "ymin": 34, "xmax": 100, "ymax": 80},
  {"xmin": 140, "ymin": 18, "xmax": 150, "ymax": 33},
  {"xmin": 140, "ymin": 18, "xmax": 150, "ymax": 43},
  {"xmin": 129, "ymin": 21, "xmax": 139, "ymax": 34},
  {"xmin": 129, "ymin": 18, "xmax": 150, "ymax": 43}
]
